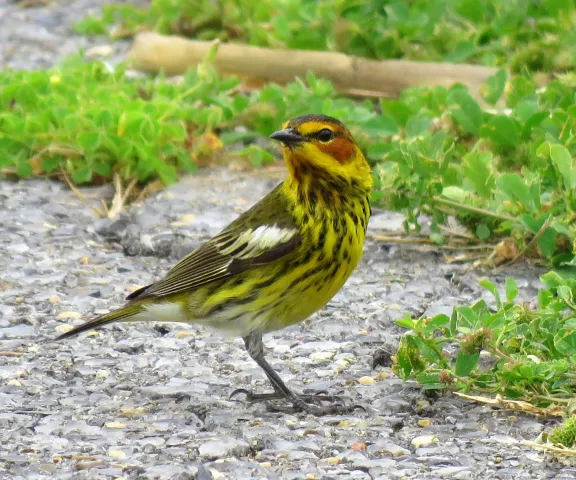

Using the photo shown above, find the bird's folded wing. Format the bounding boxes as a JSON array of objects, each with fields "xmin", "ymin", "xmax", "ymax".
[{"xmin": 126, "ymin": 223, "xmax": 301, "ymax": 301}]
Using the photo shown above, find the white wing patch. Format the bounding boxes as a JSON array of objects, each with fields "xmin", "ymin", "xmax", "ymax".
[{"xmin": 219, "ymin": 225, "xmax": 298, "ymax": 259}]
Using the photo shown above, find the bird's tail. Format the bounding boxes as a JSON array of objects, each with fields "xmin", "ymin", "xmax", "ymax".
[{"xmin": 56, "ymin": 302, "xmax": 145, "ymax": 341}]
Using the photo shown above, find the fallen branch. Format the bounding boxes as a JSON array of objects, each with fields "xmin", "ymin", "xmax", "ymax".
[{"xmin": 128, "ymin": 32, "xmax": 499, "ymax": 99}]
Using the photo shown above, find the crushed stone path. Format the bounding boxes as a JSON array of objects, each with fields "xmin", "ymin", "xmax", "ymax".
[{"xmin": 1, "ymin": 1, "xmax": 575, "ymax": 479}]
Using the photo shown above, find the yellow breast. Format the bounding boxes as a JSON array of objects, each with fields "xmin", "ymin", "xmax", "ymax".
[{"xmin": 263, "ymin": 208, "xmax": 367, "ymax": 332}]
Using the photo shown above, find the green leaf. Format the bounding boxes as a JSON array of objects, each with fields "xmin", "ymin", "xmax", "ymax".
[
  {"xmin": 549, "ymin": 144, "xmax": 576, "ymax": 189},
  {"xmin": 396, "ymin": 316, "xmax": 415, "ymax": 330},
  {"xmin": 538, "ymin": 288, "xmax": 554, "ymax": 309},
  {"xmin": 479, "ymin": 278, "xmax": 501, "ymax": 308},
  {"xmin": 457, "ymin": 306, "xmax": 479, "ymax": 328},
  {"xmin": 540, "ymin": 271, "xmax": 566, "ymax": 290},
  {"xmin": 543, "ymin": 0, "xmax": 573, "ymax": 16},
  {"xmin": 480, "ymin": 115, "xmax": 521, "ymax": 147},
  {"xmin": 0, "ymin": 138, "xmax": 25, "ymax": 156},
  {"xmin": 93, "ymin": 162, "xmax": 111, "ymax": 177},
  {"xmin": 381, "ymin": 100, "xmax": 413, "ymax": 127},
  {"xmin": 506, "ymin": 76, "xmax": 536, "ymax": 107},
  {"xmin": 77, "ymin": 132, "xmax": 101, "ymax": 152},
  {"xmin": 554, "ymin": 330, "xmax": 576, "ymax": 355},
  {"xmin": 463, "ymin": 151, "xmax": 495, "ymax": 198},
  {"xmin": 71, "ymin": 166, "xmax": 93, "ymax": 183},
  {"xmin": 41, "ymin": 156, "xmax": 61, "ymax": 173},
  {"xmin": 362, "ymin": 115, "xmax": 397, "ymax": 136},
  {"xmin": 557, "ymin": 285, "xmax": 574, "ymax": 306},
  {"xmin": 450, "ymin": 308, "xmax": 458, "ymax": 336},
  {"xmin": 424, "ymin": 314, "xmax": 450, "ymax": 334},
  {"xmin": 405, "ymin": 115, "xmax": 431, "ymax": 138},
  {"xmin": 505, "ymin": 278, "xmax": 518, "ymax": 303},
  {"xmin": 448, "ymin": 90, "xmax": 483, "ymax": 135},
  {"xmin": 16, "ymin": 161, "xmax": 33, "ymax": 178},
  {"xmin": 482, "ymin": 69, "xmax": 507, "ymax": 105},
  {"xmin": 442, "ymin": 186, "xmax": 472, "ymax": 203},
  {"xmin": 412, "ymin": 336, "xmax": 442, "ymax": 361},
  {"xmin": 476, "ymin": 223, "xmax": 490, "ymax": 240},
  {"xmin": 497, "ymin": 173, "xmax": 534, "ymax": 210},
  {"xmin": 455, "ymin": 351, "xmax": 479, "ymax": 377},
  {"xmin": 455, "ymin": 0, "xmax": 485, "ymax": 22},
  {"xmin": 158, "ymin": 164, "xmax": 178, "ymax": 185},
  {"xmin": 72, "ymin": 16, "xmax": 108, "ymax": 35},
  {"xmin": 538, "ymin": 227, "xmax": 557, "ymax": 258}
]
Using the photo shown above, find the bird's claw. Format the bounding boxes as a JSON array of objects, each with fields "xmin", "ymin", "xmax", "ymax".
[
  {"xmin": 266, "ymin": 399, "xmax": 365, "ymax": 416},
  {"xmin": 229, "ymin": 389, "xmax": 285, "ymax": 402},
  {"xmin": 229, "ymin": 388, "xmax": 366, "ymax": 416},
  {"xmin": 229, "ymin": 388, "xmax": 253, "ymax": 401}
]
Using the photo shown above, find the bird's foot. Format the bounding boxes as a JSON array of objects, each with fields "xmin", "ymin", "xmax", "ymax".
[{"xmin": 229, "ymin": 388, "xmax": 365, "ymax": 416}]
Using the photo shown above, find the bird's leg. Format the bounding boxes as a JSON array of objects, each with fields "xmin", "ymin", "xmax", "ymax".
[{"xmin": 230, "ymin": 330, "xmax": 362, "ymax": 415}]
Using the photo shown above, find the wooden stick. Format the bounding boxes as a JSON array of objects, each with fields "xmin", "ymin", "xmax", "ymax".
[{"xmin": 128, "ymin": 32, "xmax": 499, "ymax": 99}]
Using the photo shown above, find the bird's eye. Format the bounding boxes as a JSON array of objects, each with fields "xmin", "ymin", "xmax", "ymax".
[{"xmin": 316, "ymin": 128, "xmax": 333, "ymax": 142}]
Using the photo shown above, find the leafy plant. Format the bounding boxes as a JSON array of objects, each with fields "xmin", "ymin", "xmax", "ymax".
[
  {"xmin": 374, "ymin": 71, "xmax": 576, "ymax": 263},
  {"xmin": 393, "ymin": 275, "xmax": 576, "ymax": 413},
  {"xmin": 548, "ymin": 416, "xmax": 576, "ymax": 448},
  {"xmin": 2, "ymin": 54, "xmax": 576, "ymax": 261},
  {"xmin": 0, "ymin": 58, "xmax": 222, "ymax": 185},
  {"xmin": 75, "ymin": 0, "xmax": 576, "ymax": 73},
  {"xmin": 0, "ymin": 58, "xmax": 386, "ymax": 188}
]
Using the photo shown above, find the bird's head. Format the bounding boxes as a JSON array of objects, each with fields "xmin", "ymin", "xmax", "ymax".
[{"xmin": 270, "ymin": 114, "xmax": 372, "ymax": 195}]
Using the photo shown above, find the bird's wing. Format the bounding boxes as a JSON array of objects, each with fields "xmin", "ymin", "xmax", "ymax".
[{"xmin": 126, "ymin": 189, "xmax": 300, "ymax": 301}]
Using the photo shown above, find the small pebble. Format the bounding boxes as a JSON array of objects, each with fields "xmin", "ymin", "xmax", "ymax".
[
  {"xmin": 411, "ymin": 435, "xmax": 438, "ymax": 447},
  {"xmin": 208, "ymin": 468, "xmax": 224, "ymax": 479},
  {"xmin": 39, "ymin": 464, "xmax": 57, "ymax": 474},
  {"xmin": 56, "ymin": 311, "xmax": 82, "ymax": 320},
  {"xmin": 375, "ymin": 371, "xmax": 390, "ymax": 380},
  {"xmin": 358, "ymin": 376, "xmax": 375, "ymax": 385},
  {"xmin": 121, "ymin": 407, "xmax": 147, "ymax": 416},
  {"xmin": 77, "ymin": 460, "xmax": 106, "ymax": 470},
  {"xmin": 108, "ymin": 450, "xmax": 126, "ymax": 459},
  {"xmin": 309, "ymin": 351, "xmax": 334, "ymax": 362},
  {"xmin": 198, "ymin": 439, "xmax": 251, "ymax": 459},
  {"xmin": 85, "ymin": 45, "xmax": 113, "ymax": 57},
  {"xmin": 55, "ymin": 324, "xmax": 74, "ymax": 334},
  {"xmin": 176, "ymin": 331, "xmax": 195, "ymax": 338},
  {"xmin": 105, "ymin": 422, "xmax": 127, "ymax": 429},
  {"xmin": 351, "ymin": 442, "xmax": 367, "ymax": 451}
]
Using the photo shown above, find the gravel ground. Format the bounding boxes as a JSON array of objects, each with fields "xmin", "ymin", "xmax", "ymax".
[{"xmin": 1, "ymin": 1, "xmax": 576, "ymax": 479}]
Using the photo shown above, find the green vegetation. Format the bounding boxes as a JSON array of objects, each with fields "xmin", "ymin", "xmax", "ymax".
[
  {"xmin": 3, "ymin": 55, "xmax": 576, "ymax": 262},
  {"xmin": 375, "ymin": 74, "xmax": 576, "ymax": 265},
  {"xmin": 394, "ymin": 274, "xmax": 576, "ymax": 415},
  {"xmin": 548, "ymin": 416, "xmax": 576, "ymax": 448},
  {"xmin": 0, "ymin": 58, "xmax": 387, "ymax": 185},
  {"xmin": 74, "ymin": 0, "xmax": 576, "ymax": 72}
]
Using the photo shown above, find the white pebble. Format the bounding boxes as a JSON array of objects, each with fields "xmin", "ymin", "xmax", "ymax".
[
  {"xmin": 411, "ymin": 435, "xmax": 438, "ymax": 447},
  {"xmin": 309, "ymin": 351, "xmax": 335, "ymax": 362}
]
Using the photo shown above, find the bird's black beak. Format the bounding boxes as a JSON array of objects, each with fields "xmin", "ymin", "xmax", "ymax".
[{"xmin": 269, "ymin": 128, "xmax": 305, "ymax": 146}]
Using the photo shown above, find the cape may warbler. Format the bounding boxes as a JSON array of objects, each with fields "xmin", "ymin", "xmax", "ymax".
[{"xmin": 58, "ymin": 114, "xmax": 372, "ymax": 415}]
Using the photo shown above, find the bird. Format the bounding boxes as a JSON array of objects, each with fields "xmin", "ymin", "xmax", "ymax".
[{"xmin": 57, "ymin": 114, "xmax": 373, "ymax": 415}]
